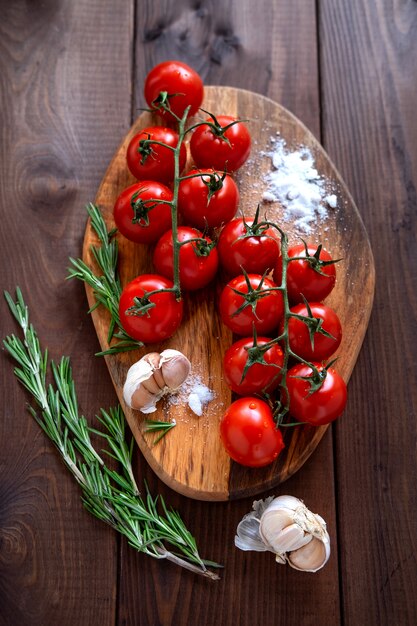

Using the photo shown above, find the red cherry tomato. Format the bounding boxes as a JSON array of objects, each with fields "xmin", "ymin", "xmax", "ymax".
[
  {"xmin": 178, "ymin": 169, "xmax": 239, "ymax": 229},
  {"xmin": 153, "ymin": 226, "xmax": 219, "ymax": 291},
  {"xmin": 219, "ymin": 274, "xmax": 284, "ymax": 335},
  {"xmin": 284, "ymin": 302, "xmax": 342, "ymax": 361},
  {"xmin": 190, "ymin": 115, "xmax": 251, "ymax": 172},
  {"xmin": 113, "ymin": 181, "xmax": 173, "ymax": 244},
  {"xmin": 286, "ymin": 362, "xmax": 347, "ymax": 425},
  {"xmin": 144, "ymin": 60, "xmax": 204, "ymax": 119},
  {"xmin": 126, "ymin": 126, "xmax": 186, "ymax": 184},
  {"xmin": 118, "ymin": 275, "xmax": 183, "ymax": 343},
  {"xmin": 273, "ymin": 243, "xmax": 337, "ymax": 304},
  {"xmin": 223, "ymin": 337, "xmax": 284, "ymax": 395},
  {"xmin": 220, "ymin": 397, "xmax": 284, "ymax": 467},
  {"xmin": 218, "ymin": 217, "xmax": 279, "ymax": 276}
]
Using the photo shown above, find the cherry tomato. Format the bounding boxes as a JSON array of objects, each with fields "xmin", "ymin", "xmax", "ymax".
[
  {"xmin": 273, "ymin": 243, "xmax": 337, "ymax": 304},
  {"xmin": 153, "ymin": 226, "xmax": 219, "ymax": 291},
  {"xmin": 118, "ymin": 275, "xmax": 183, "ymax": 343},
  {"xmin": 284, "ymin": 302, "xmax": 342, "ymax": 361},
  {"xmin": 113, "ymin": 181, "xmax": 173, "ymax": 244},
  {"xmin": 219, "ymin": 274, "xmax": 284, "ymax": 335},
  {"xmin": 223, "ymin": 337, "xmax": 284, "ymax": 395},
  {"xmin": 190, "ymin": 115, "xmax": 251, "ymax": 172},
  {"xmin": 178, "ymin": 168, "xmax": 239, "ymax": 229},
  {"xmin": 218, "ymin": 217, "xmax": 279, "ymax": 276},
  {"xmin": 220, "ymin": 397, "xmax": 284, "ymax": 467},
  {"xmin": 286, "ymin": 362, "xmax": 347, "ymax": 425},
  {"xmin": 126, "ymin": 126, "xmax": 186, "ymax": 184},
  {"xmin": 144, "ymin": 60, "xmax": 204, "ymax": 119}
]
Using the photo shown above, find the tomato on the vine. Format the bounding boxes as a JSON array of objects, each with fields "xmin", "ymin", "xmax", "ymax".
[
  {"xmin": 223, "ymin": 337, "xmax": 284, "ymax": 395},
  {"xmin": 190, "ymin": 115, "xmax": 251, "ymax": 172},
  {"xmin": 153, "ymin": 226, "xmax": 219, "ymax": 291},
  {"xmin": 218, "ymin": 216, "xmax": 279, "ymax": 276},
  {"xmin": 118, "ymin": 275, "xmax": 183, "ymax": 343},
  {"xmin": 219, "ymin": 274, "xmax": 284, "ymax": 335},
  {"xmin": 284, "ymin": 302, "xmax": 342, "ymax": 361},
  {"xmin": 273, "ymin": 243, "xmax": 337, "ymax": 304},
  {"xmin": 113, "ymin": 181, "xmax": 173, "ymax": 244},
  {"xmin": 126, "ymin": 126, "xmax": 186, "ymax": 184},
  {"xmin": 286, "ymin": 362, "xmax": 347, "ymax": 425},
  {"xmin": 178, "ymin": 168, "xmax": 239, "ymax": 229},
  {"xmin": 144, "ymin": 60, "xmax": 204, "ymax": 119},
  {"xmin": 220, "ymin": 397, "xmax": 284, "ymax": 467}
]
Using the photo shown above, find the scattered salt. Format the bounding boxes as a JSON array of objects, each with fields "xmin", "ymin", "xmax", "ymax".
[
  {"xmin": 262, "ymin": 138, "xmax": 337, "ymax": 234},
  {"xmin": 168, "ymin": 373, "xmax": 215, "ymax": 417},
  {"xmin": 325, "ymin": 194, "xmax": 338, "ymax": 209}
]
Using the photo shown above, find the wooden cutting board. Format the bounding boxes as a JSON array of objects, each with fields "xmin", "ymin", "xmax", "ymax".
[{"xmin": 83, "ymin": 86, "xmax": 375, "ymax": 501}]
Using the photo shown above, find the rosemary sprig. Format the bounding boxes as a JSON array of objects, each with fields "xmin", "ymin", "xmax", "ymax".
[
  {"xmin": 144, "ymin": 419, "xmax": 177, "ymax": 445},
  {"xmin": 3, "ymin": 288, "xmax": 220, "ymax": 579},
  {"xmin": 67, "ymin": 203, "xmax": 142, "ymax": 356}
]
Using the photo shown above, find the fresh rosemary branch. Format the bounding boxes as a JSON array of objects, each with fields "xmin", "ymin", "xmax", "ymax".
[
  {"xmin": 144, "ymin": 419, "xmax": 177, "ymax": 445},
  {"xmin": 3, "ymin": 288, "xmax": 220, "ymax": 579},
  {"xmin": 67, "ymin": 203, "xmax": 142, "ymax": 356}
]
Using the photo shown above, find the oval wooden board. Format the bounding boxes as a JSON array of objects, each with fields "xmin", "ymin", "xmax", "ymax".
[{"xmin": 83, "ymin": 86, "xmax": 375, "ymax": 501}]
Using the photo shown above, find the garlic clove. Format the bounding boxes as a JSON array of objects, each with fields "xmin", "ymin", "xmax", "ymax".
[
  {"xmin": 160, "ymin": 349, "xmax": 191, "ymax": 389},
  {"xmin": 236, "ymin": 494, "xmax": 331, "ymax": 573},
  {"xmin": 272, "ymin": 523, "xmax": 313, "ymax": 553},
  {"xmin": 123, "ymin": 349, "xmax": 191, "ymax": 414},
  {"xmin": 131, "ymin": 385, "xmax": 162, "ymax": 413},
  {"xmin": 259, "ymin": 508, "xmax": 295, "ymax": 549},
  {"xmin": 287, "ymin": 535, "xmax": 330, "ymax": 573}
]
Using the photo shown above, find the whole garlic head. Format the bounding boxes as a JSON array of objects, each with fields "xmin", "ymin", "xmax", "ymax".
[
  {"xmin": 235, "ymin": 495, "xmax": 330, "ymax": 573},
  {"xmin": 123, "ymin": 349, "xmax": 191, "ymax": 414}
]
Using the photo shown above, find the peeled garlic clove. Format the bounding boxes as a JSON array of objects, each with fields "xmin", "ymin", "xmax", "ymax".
[
  {"xmin": 160, "ymin": 349, "xmax": 191, "ymax": 389},
  {"xmin": 288, "ymin": 535, "xmax": 330, "ymax": 573}
]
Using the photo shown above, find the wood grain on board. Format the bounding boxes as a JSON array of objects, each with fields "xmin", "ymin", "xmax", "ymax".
[{"xmin": 83, "ymin": 86, "xmax": 374, "ymax": 502}]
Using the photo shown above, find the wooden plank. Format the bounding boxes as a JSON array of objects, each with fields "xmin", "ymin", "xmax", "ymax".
[
  {"xmin": 0, "ymin": 1, "xmax": 133, "ymax": 624},
  {"xmin": 117, "ymin": 1, "xmax": 341, "ymax": 624},
  {"xmin": 319, "ymin": 0, "xmax": 417, "ymax": 624}
]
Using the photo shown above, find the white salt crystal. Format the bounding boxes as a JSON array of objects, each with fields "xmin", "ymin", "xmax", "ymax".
[
  {"xmin": 325, "ymin": 194, "xmax": 338, "ymax": 208},
  {"xmin": 188, "ymin": 393, "xmax": 203, "ymax": 416},
  {"xmin": 262, "ymin": 138, "xmax": 339, "ymax": 233}
]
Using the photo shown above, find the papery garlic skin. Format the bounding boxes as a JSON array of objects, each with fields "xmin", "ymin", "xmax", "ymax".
[
  {"xmin": 235, "ymin": 495, "xmax": 330, "ymax": 573},
  {"xmin": 123, "ymin": 349, "xmax": 191, "ymax": 413}
]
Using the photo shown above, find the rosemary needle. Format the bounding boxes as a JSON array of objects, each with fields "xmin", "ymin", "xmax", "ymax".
[
  {"xmin": 144, "ymin": 419, "xmax": 177, "ymax": 445},
  {"xmin": 3, "ymin": 288, "xmax": 220, "ymax": 579}
]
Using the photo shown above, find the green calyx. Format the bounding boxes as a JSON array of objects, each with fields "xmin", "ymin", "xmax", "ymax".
[
  {"xmin": 230, "ymin": 269, "xmax": 278, "ymax": 319},
  {"xmin": 298, "ymin": 239, "xmax": 342, "ymax": 277},
  {"xmin": 240, "ymin": 326, "xmax": 281, "ymax": 384}
]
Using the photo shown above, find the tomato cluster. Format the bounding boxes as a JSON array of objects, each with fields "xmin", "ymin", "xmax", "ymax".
[{"xmin": 113, "ymin": 60, "xmax": 347, "ymax": 470}]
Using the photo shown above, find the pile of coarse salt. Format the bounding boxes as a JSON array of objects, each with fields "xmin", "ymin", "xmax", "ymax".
[
  {"xmin": 168, "ymin": 373, "xmax": 215, "ymax": 417},
  {"xmin": 262, "ymin": 136, "xmax": 337, "ymax": 233}
]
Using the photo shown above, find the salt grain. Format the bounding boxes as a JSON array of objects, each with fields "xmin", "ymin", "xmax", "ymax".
[
  {"xmin": 168, "ymin": 373, "xmax": 215, "ymax": 417},
  {"xmin": 262, "ymin": 138, "xmax": 337, "ymax": 233}
]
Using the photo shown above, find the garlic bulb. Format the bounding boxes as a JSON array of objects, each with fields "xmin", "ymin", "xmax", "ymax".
[
  {"xmin": 235, "ymin": 495, "xmax": 330, "ymax": 572},
  {"xmin": 123, "ymin": 349, "xmax": 191, "ymax": 413}
]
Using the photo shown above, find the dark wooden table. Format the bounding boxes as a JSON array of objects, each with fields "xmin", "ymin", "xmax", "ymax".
[{"xmin": 1, "ymin": 1, "xmax": 416, "ymax": 625}]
